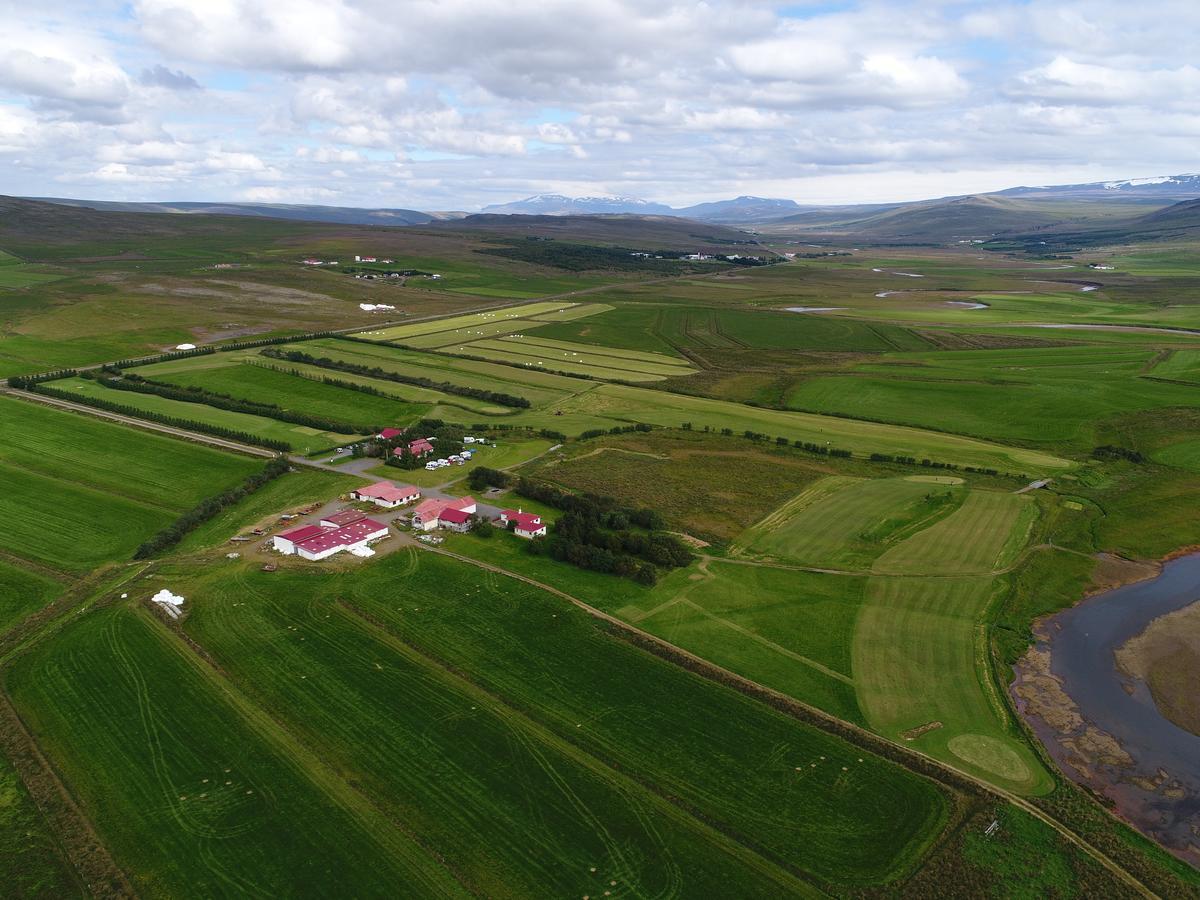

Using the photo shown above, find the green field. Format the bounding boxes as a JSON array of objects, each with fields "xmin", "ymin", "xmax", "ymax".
[
  {"xmin": 0, "ymin": 752, "xmax": 79, "ymax": 897},
  {"xmin": 173, "ymin": 551, "xmax": 950, "ymax": 889},
  {"xmin": 50, "ymin": 377, "xmax": 361, "ymax": 453},
  {"xmin": 0, "ymin": 560, "xmax": 64, "ymax": 633},
  {"xmin": 367, "ymin": 436, "xmax": 554, "ymax": 487},
  {"xmin": 0, "ymin": 395, "xmax": 261, "ymax": 508},
  {"xmin": 734, "ymin": 475, "xmax": 966, "ymax": 570},
  {"xmin": 138, "ymin": 358, "xmax": 430, "ymax": 429},
  {"xmin": 444, "ymin": 335, "xmax": 694, "ymax": 381},
  {"xmin": 352, "ymin": 300, "xmax": 579, "ymax": 342},
  {"xmin": 5, "ymin": 605, "xmax": 464, "ymax": 897},
  {"xmin": 853, "ymin": 490, "xmax": 1049, "ymax": 792}
]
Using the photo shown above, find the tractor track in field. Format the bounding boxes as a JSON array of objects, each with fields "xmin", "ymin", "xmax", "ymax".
[{"xmin": 426, "ymin": 544, "xmax": 1157, "ymax": 899}]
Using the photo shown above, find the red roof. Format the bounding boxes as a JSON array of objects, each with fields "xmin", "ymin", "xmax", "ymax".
[
  {"xmin": 438, "ymin": 507, "xmax": 472, "ymax": 525},
  {"xmin": 409, "ymin": 438, "xmax": 434, "ymax": 454},
  {"xmin": 278, "ymin": 524, "xmax": 326, "ymax": 543},
  {"xmin": 322, "ymin": 509, "xmax": 366, "ymax": 527},
  {"xmin": 412, "ymin": 495, "xmax": 474, "ymax": 522},
  {"xmin": 379, "ymin": 428, "xmax": 403, "ymax": 440},
  {"xmin": 509, "ymin": 512, "xmax": 543, "ymax": 531},
  {"xmin": 295, "ymin": 518, "xmax": 388, "ymax": 554}
]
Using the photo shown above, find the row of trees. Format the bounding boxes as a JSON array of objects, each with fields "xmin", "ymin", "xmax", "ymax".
[
  {"xmin": 8, "ymin": 370, "xmax": 78, "ymax": 389},
  {"xmin": 87, "ymin": 370, "xmax": 373, "ymax": 435},
  {"xmin": 109, "ymin": 331, "xmax": 338, "ymax": 371},
  {"xmin": 262, "ymin": 347, "xmax": 532, "ymax": 408},
  {"xmin": 23, "ymin": 383, "xmax": 292, "ymax": 451},
  {"xmin": 134, "ymin": 457, "xmax": 291, "ymax": 558}
]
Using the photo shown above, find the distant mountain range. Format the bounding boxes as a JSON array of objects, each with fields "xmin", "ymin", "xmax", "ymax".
[
  {"xmin": 479, "ymin": 194, "xmax": 802, "ymax": 222},
  {"xmin": 21, "ymin": 174, "xmax": 1200, "ymax": 242},
  {"xmin": 25, "ymin": 198, "xmax": 445, "ymax": 227}
]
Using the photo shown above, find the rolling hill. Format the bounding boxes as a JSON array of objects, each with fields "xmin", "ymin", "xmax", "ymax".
[{"xmin": 27, "ymin": 197, "xmax": 438, "ymax": 226}]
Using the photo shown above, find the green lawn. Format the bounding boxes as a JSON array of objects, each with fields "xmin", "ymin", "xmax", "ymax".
[
  {"xmin": 366, "ymin": 436, "xmax": 554, "ymax": 487},
  {"xmin": 5, "ymin": 606, "xmax": 463, "ymax": 897}
]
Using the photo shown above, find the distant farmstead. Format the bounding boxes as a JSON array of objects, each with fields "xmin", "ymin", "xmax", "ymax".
[
  {"xmin": 273, "ymin": 516, "xmax": 389, "ymax": 560},
  {"xmin": 408, "ymin": 438, "xmax": 435, "ymax": 457},
  {"xmin": 351, "ymin": 481, "xmax": 421, "ymax": 509}
]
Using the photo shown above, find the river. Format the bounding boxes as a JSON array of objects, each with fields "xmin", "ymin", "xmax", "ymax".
[{"xmin": 1013, "ymin": 553, "xmax": 1200, "ymax": 865}]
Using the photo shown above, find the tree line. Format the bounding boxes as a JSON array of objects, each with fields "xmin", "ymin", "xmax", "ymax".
[
  {"xmin": 134, "ymin": 456, "xmax": 291, "ymax": 558},
  {"xmin": 86, "ymin": 369, "xmax": 373, "ymax": 435},
  {"xmin": 261, "ymin": 347, "xmax": 532, "ymax": 408}
]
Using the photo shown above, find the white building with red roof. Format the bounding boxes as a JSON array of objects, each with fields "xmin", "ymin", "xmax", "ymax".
[
  {"xmin": 350, "ymin": 481, "xmax": 421, "ymax": 509},
  {"xmin": 410, "ymin": 496, "xmax": 477, "ymax": 531},
  {"xmin": 273, "ymin": 517, "xmax": 389, "ymax": 560},
  {"xmin": 498, "ymin": 509, "xmax": 547, "ymax": 539},
  {"xmin": 408, "ymin": 438, "xmax": 435, "ymax": 457},
  {"xmin": 378, "ymin": 427, "xmax": 404, "ymax": 441},
  {"xmin": 437, "ymin": 507, "xmax": 473, "ymax": 532},
  {"xmin": 319, "ymin": 508, "xmax": 366, "ymax": 528}
]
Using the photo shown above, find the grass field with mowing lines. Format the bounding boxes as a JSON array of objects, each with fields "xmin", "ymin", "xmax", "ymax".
[
  {"xmin": 0, "ymin": 560, "xmax": 64, "ymax": 633},
  {"xmin": 530, "ymin": 304, "xmax": 683, "ymax": 355},
  {"xmin": 51, "ymin": 377, "xmax": 360, "ymax": 453},
  {"xmin": 1149, "ymin": 348, "xmax": 1200, "ymax": 383},
  {"xmin": 852, "ymin": 576, "xmax": 1051, "ymax": 794},
  {"xmin": 352, "ymin": 300, "xmax": 577, "ymax": 342},
  {"xmin": 5, "ymin": 606, "xmax": 463, "ymax": 897},
  {"xmin": 872, "ymin": 491, "xmax": 1034, "ymax": 576},
  {"xmin": 527, "ymin": 302, "xmax": 614, "ymax": 322},
  {"xmin": 1152, "ymin": 438, "xmax": 1200, "ymax": 471},
  {"xmin": 0, "ymin": 395, "xmax": 261, "ymax": 509},
  {"xmin": 851, "ymin": 489, "xmax": 1049, "ymax": 793},
  {"xmin": 178, "ymin": 560, "xmax": 816, "ymax": 897},
  {"xmin": 735, "ymin": 476, "xmax": 965, "ymax": 570},
  {"xmin": 140, "ymin": 359, "xmax": 430, "ymax": 429},
  {"xmin": 182, "ymin": 551, "xmax": 950, "ymax": 888},
  {"xmin": 0, "ymin": 461, "xmax": 175, "ymax": 572}
]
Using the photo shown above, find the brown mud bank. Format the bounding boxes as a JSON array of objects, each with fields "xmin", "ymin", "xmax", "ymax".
[{"xmin": 1012, "ymin": 552, "xmax": 1200, "ymax": 867}]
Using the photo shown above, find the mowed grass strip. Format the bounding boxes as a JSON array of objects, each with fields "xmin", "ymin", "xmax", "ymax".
[
  {"xmin": 559, "ymin": 384, "xmax": 1071, "ymax": 473},
  {"xmin": 527, "ymin": 302, "xmax": 614, "ymax": 322},
  {"xmin": 51, "ymin": 377, "xmax": 359, "ymax": 452},
  {"xmin": 0, "ymin": 461, "xmax": 173, "ymax": 572},
  {"xmin": 4, "ymin": 606, "xmax": 463, "ymax": 897},
  {"xmin": 181, "ymin": 562, "xmax": 814, "ymax": 898},
  {"xmin": 492, "ymin": 333, "xmax": 696, "ymax": 369},
  {"xmin": 450, "ymin": 337, "xmax": 690, "ymax": 380},
  {"xmin": 274, "ymin": 550, "xmax": 951, "ymax": 888},
  {"xmin": 851, "ymin": 576, "xmax": 1050, "ymax": 794},
  {"xmin": 736, "ymin": 476, "xmax": 964, "ymax": 570},
  {"xmin": 0, "ymin": 395, "xmax": 261, "ymax": 509},
  {"xmin": 351, "ymin": 300, "xmax": 576, "ymax": 341},
  {"xmin": 872, "ymin": 491, "xmax": 1034, "ymax": 576},
  {"xmin": 296, "ymin": 338, "xmax": 580, "ymax": 405},
  {"xmin": 141, "ymin": 360, "xmax": 429, "ymax": 429}
]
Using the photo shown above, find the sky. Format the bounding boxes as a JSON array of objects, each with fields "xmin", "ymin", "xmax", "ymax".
[{"xmin": 2, "ymin": 0, "xmax": 1199, "ymax": 210}]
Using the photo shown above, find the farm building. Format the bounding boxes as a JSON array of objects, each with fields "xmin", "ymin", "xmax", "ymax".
[
  {"xmin": 351, "ymin": 481, "xmax": 421, "ymax": 508},
  {"xmin": 274, "ymin": 518, "xmax": 390, "ymax": 561},
  {"xmin": 378, "ymin": 427, "xmax": 404, "ymax": 440},
  {"xmin": 410, "ymin": 496, "xmax": 477, "ymax": 531},
  {"xmin": 498, "ymin": 509, "xmax": 547, "ymax": 539},
  {"xmin": 437, "ymin": 507, "xmax": 473, "ymax": 532}
]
